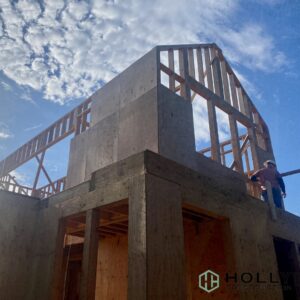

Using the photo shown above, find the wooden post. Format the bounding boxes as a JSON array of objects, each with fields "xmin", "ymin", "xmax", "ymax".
[
  {"xmin": 188, "ymin": 48, "xmax": 195, "ymax": 78},
  {"xmin": 247, "ymin": 126, "xmax": 260, "ymax": 170},
  {"xmin": 253, "ymin": 113, "xmax": 265, "ymax": 149},
  {"xmin": 168, "ymin": 49, "xmax": 175, "ymax": 92},
  {"xmin": 128, "ymin": 175, "xmax": 147, "ymax": 300},
  {"xmin": 229, "ymin": 74, "xmax": 239, "ymax": 110},
  {"xmin": 196, "ymin": 48, "xmax": 204, "ymax": 85},
  {"xmin": 244, "ymin": 148, "xmax": 251, "ymax": 175},
  {"xmin": 204, "ymin": 47, "xmax": 213, "ymax": 90},
  {"xmin": 207, "ymin": 100, "xmax": 221, "ymax": 163},
  {"xmin": 229, "ymin": 115, "xmax": 243, "ymax": 173},
  {"xmin": 262, "ymin": 123, "xmax": 273, "ymax": 153},
  {"xmin": 146, "ymin": 174, "xmax": 186, "ymax": 299},
  {"xmin": 79, "ymin": 209, "xmax": 99, "ymax": 300},
  {"xmin": 128, "ymin": 175, "xmax": 186, "ymax": 299},
  {"xmin": 211, "ymin": 48, "xmax": 224, "ymax": 99},
  {"xmin": 221, "ymin": 144, "xmax": 226, "ymax": 166},
  {"xmin": 32, "ymin": 151, "xmax": 46, "ymax": 191},
  {"xmin": 220, "ymin": 60, "xmax": 230, "ymax": 104},
  {"xmin": 237, "ymin": 87, "xmax": 245, "ymax": 114},
  {"xmin": 50, "ymin": 219, "xmax": 67, "ymax": 300},
  {"xmin": 179, "ymin": 48, "xmax": 191, "ymax": 100},
  {"xmin": 241, "ymin": 92, "xmax": 251, "ymax": 118}
]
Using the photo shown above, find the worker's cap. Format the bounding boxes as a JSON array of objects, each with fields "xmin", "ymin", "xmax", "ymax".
[{"xmin": 264, "ymin": 160, "xmax": 276, "ymax": 167}]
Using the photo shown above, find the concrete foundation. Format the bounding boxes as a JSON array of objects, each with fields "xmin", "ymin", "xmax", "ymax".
[{"xmin": 1, "ymin": 151, "xmax": 300, "ymax": 299}]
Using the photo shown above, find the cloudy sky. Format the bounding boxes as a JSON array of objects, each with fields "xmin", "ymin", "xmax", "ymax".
[{"xmin": 0, "ymin": 0, "xmax": 300, "ymax": 214}]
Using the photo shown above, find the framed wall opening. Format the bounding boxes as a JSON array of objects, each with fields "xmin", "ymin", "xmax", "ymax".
[
  {"xmin": 52, "ymin": 200, "xmax": 129, "ymax": 300},
  {"xmin": 273, "ymin": 237, "xmax": 300, "ymax": 300},
  {"xmin": 182, "ymin": 204, "xmax": 238, "ymax": 299}
]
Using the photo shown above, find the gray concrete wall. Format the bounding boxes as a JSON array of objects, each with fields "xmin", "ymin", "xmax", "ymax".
[
  {"xmin": 90, "ymin": 47, "xmax": 158, "ymax": 125},
  {"xmin": 0, "ymin": 191, "xmax": 39, "ymax": 300},
  {"xmin": 66, "ymin": 47, "xmax": 160, "ymax": 188},
  {"xmin": 29, "ymin": 204, "xmax": 61, "ymax": 300},
  {"xmin": 0, "ymin": 191, "xmax": 62, "ymax": 300},
  {"xmin": 55, "ymin": 151, "xmax": 300, "ymax": 299},
  {"xmin": 66, "ymin": 87, "xmax": 159, "ymax": 188},
  {"xmin": 157, "ymin": 85, "xmax": 196, "ymax": 169}
]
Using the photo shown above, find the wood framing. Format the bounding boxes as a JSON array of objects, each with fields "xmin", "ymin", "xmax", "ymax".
[{"xmin": 79, "ymin": 209, "xmax": 100, "ymax": 300}]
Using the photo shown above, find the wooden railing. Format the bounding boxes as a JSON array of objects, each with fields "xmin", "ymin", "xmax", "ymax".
[
  {"xmin": 0, "ymin": 174, "xmax": 33, "ymax": 196},
  {"xmin": 0, "ymin": 97, "xmax": 91, "ymax": 178},
  {"xmin": 34, "ymin": 176, "xmax": 66, "ymax": 198},
  {"xmin": 0, "ymin": 97, "xmax": 92, "ymax": 198}
]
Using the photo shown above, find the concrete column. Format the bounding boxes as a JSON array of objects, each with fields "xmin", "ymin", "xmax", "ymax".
[
  {"xmin": 128, "ymin": 175, "xmax": 147, "ymax": 300},
  {"xmin": 128, "ymin": 174, "xmax": 186, "ymax": 300}
]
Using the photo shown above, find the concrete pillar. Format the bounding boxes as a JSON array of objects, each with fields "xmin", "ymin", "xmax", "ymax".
[{"xmin": 128, "ymin": 174, "xmax": 186, "ymax": 299}]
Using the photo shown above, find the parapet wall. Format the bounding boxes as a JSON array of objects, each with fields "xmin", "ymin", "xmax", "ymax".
[
  {"xmin": 66, "ymin": 48, "xmax": 197, "ymax": 188},
  {"xmin": 0, "ymin": 191, "xmax": 39, "ymax": 300}
]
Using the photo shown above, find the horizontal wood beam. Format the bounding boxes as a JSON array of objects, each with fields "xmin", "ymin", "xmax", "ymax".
[
  {"xmin": 188, "ymin": 76, "xmax": 253, "ymax": 128},
  {"xmin": 281, "ymin": 169, "xmax": 300, "ymax": 177},
  {"xmin": 158, "ymin": 43, "xmax": 215, "ymax": 51}
]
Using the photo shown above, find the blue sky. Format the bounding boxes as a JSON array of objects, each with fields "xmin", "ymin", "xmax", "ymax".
[{"xmin": 0, "ymin": 0, "xmax": 299, "ymax": 214}]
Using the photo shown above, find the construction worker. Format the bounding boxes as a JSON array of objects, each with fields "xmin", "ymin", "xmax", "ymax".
[{"xmin": 250, "ymin": 160, "xmax": 286, "ymax": 208}]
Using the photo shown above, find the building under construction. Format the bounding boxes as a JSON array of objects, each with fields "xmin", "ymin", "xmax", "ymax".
[{"xmin": 0, "ymin": 44, "xmax": 300, "ymax": 299}]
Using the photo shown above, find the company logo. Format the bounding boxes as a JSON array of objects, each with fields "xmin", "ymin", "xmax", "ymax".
[{"xmin": 199, "ymin": 270, "xmax": 220, "ymax": 293}]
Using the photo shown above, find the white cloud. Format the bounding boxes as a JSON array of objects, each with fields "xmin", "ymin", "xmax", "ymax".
[
  {"xmin": 15, "ymin": 0, "xmax": 41, "ymax": 23},
  {"xmin": 66, "ymin": 1, "xmax": 90, "ymax": 22},
  {"xmin": 24, "ymin": 124, "xmax": 42, "ymax": 132},
  {"xmin": 192, "ymin": 96, "xmax": 231, "ymax": 148},
  {"xmin": 0, "ymin": 81, "xmax": 12, "ymax": 91},
  {"xmin": 0, "ymin": 0, "xmax": 286, "ymax": 104},
  {"xmin": 219, "ymin": 24, "xmax": 286, "ymax": 72},
  {"xmin": 192, "ymin": 97, "xmax": 210, "ymax": 144},
  {"xmin": 0, "ymin": 132, "xmax": 12, "ymax": 139},
  {"xmin": 20, "ymin": 90, "xmax": 36, "ymax": 104},
  {"xmin": 233, "ymin": 68, "xmax": 262, "ymax": 101},
  {"xmin": 0, "ymin": 122, "xmax": 13, "ymax": 139}
]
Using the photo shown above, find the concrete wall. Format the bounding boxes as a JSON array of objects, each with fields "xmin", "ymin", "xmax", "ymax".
[
  {"xmin": 58, "ymin": 151, "xmax": 300, "ymax": 299},
  {"xmin": 0, "ymin": 190, "xmax": 62, "ymax": 300},
  {"xmin": 0, "ymin": 191, "xmax": 39, "ymax": 300},
  {"xmin": 90, "ymin": 47, "xmax": 159, "ymax": 126},
  {"xmin": 29, "ymin": 203, "xmax": 61, "ymax": 300},
  {"xmin": 66, "ymin": 48, "xmax": 201, "ymax": 188},
  {"xmin": 66, "ymin": 87, "xmax": 159, "ymax": 188},
  {"xmin": 157, "ymin": 85, "xmax": 196, "ymax": 169},
  {"xmin": 2, "ymin": 151, "xmax": 299, "ymax": 299},
  {"xmin": 66, "ymin": 48, "xmax": 160, "ymax": 188}
]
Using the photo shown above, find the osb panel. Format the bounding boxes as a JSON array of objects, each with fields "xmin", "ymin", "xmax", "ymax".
[
  {"xmin": 95, "ymin": 234, "xmax": 128, "ymax": 300},
  {"xmin": 184, "ymin": 218, "xmax": 239, "ymax": 299}
]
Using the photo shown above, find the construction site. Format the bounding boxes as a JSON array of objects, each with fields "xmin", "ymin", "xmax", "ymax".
[{"xmin": 0, "ymin": 43, "xmax": 300, "ymax": 299}]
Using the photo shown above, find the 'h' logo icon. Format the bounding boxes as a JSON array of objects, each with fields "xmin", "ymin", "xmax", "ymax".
[{"xmin": 198, "ymin": 270, "xmax": 220, "ymax": 293}]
